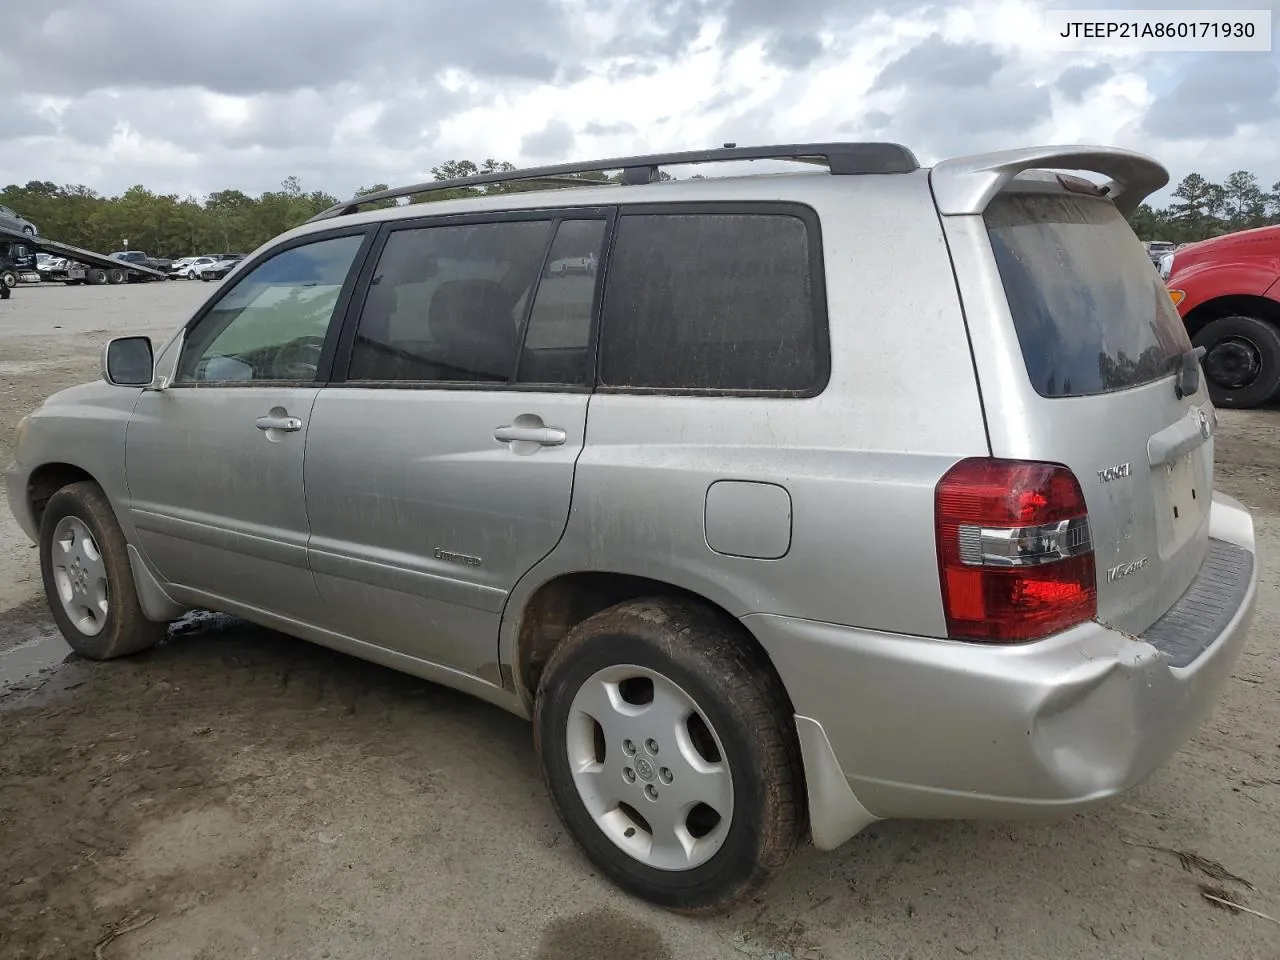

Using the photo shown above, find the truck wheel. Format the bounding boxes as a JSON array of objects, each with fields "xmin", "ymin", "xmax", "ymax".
[
  {"xmin": 534, "ymin": 597, "xmax": 806, "ymax": 914},
  {"xmin": 1, "ymin": 269, "xmax": 17, "ymax": 289},
  {"xmin": 39, "ymin": 481, "xmax": 167, "ymax": 660},
  {"xmin": 87, "ymin": 268, "xmax": 108, "ymax": 285},
  {"xmin": 1192, "ymin": 314, "xmax": 1280, "ymax": 409},
  {"xmin": 108, "ymin": 268, "xmax": 126, "ymax": 285}
]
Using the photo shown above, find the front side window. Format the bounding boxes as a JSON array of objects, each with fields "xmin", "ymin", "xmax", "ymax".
[
  {"xmin": 347, "ymin": 219, "xmax": 554, "ymax": 383},
  {"xmin": 175, "ymin": 233, "xmax": 364, "ymax": 384},
  {"xmin": 598, "ymin": 211, "xmax": 824, "ymax": 392}
]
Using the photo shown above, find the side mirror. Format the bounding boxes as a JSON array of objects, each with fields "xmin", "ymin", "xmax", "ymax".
[{"xmin": 102, "ymin": 336, "xmax": 154, "ymax": 387}]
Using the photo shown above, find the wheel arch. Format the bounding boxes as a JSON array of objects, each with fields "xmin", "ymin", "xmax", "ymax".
[
  {"xmin": 508, "ymin": 570, "xmax": 796, "ymax": 719},
  {"xmin": 26, "ymin": 461, "xmax": 97, "ymax": 532},
  {"xmin": 1182, "ymin": 293, "xmax": 1280, "ymax": 339}
]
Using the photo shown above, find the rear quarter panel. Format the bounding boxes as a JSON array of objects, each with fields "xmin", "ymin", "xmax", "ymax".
[{"xmin": 500, "ymin": 173, "xmax": 991, "ymax": 655}]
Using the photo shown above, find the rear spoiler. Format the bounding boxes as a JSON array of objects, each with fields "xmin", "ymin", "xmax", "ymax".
[{"xmin": 929, "ymin": 145, "xmax": 1169, "ymax": 218}]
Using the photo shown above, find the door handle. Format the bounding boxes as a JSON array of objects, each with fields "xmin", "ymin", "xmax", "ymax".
[
  {"xmin": 494, "ymin": 424, "xmax": 566, "ymax": 446},
  {"xmin": 256, "ymin": 415, "xmax": 303, "ymax": 432}
]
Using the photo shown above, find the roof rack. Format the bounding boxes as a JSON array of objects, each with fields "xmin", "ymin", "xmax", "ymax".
[{"xmin": 307, "ymin": 141, "xmax": 920, "ymax": 222}]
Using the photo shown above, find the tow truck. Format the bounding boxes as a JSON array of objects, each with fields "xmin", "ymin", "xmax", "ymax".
[{"xmin": 0, "ymin": 223, "xmax": 169, "ymax": 285}]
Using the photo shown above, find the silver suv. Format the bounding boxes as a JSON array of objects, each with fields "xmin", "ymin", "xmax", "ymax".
[{"xmin": 5, "ymin": 142, "xmax": 1258, "ymax": 912}]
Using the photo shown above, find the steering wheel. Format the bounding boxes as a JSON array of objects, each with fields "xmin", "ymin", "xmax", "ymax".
[{"xmin": 274, "ymin": 335, "xmax": 327, "ymax": 380}]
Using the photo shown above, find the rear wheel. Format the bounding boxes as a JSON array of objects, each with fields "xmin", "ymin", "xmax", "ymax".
[
  {"xmin": 87, "ymin": 268, "xmax": 108, "ymax": 285},
  {"xmin": 39, "ymin": 482, "xmax": 166, "ymax": 659},
  {"xmin": 22, "ymin": 225, "xmax": 34, "ymax": 236},
  {"xmin": 1192, "ymin": 314, "xmax": 1280, "ymax": 409},
  {"xmin": 107, "ymin": 268, "xmax": 126, "ymax": 285},
  {"xmin": 534, "ymin": 597, "xmax": 805, "ymax": 913}
]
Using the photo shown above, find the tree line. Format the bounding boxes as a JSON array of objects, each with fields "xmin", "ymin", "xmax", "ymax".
[
  {"xmin": 0, "ymin": 159, "xmax": 638, "ymax": 259},
  {"xmin": 1129, "ymin": 170, "xmax": 1280, "ymax": 244},
  {"xmin": 3, "ymin": 159, "xmax": 1268, "ymax": 257}
]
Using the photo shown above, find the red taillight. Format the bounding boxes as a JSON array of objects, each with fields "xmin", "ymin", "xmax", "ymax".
[{"xmin": 935, "ymin": 458, "xmax": 1097, "ymax": 643}]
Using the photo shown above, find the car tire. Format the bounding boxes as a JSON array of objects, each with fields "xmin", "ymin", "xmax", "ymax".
[
  {"xmin": 39, "ymin": 481, "xmax": 167, "ymax": 660},
  {"xmin": 1192, "ymin": 314, "xmax": 1280, "ymax": 409},
  {"xmin": 22, "ymin": 226, "xmax": 34, "ymax": 236},
  {"xmin": 534, "ymin": 596, "xmax": 806, "ymax": 914},
  {"xmin": 1, "ymin": 269, "xmax": 17, "ymax": 289}
]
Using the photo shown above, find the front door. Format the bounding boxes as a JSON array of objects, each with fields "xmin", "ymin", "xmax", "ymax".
[
  {"xmin": 303, "ymin": 213, "xmax": 610, "ymax": 677},
  {"xmin": 125, "ymin": 230, "xmax": 370, "ymax": 623}
]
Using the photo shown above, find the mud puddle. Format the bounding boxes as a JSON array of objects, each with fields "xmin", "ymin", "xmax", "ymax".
[{"xmin": 0, "ymin": 598, "xmax": 70, "ymax": 693}]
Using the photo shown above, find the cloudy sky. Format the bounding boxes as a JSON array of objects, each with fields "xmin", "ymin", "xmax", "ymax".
[{"xmin": 1, "ymin": 0, "xmax": 1277, "ymax": 207}]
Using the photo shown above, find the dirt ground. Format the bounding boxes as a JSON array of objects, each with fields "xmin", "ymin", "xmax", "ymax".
[{"xmin": 1, "ymin": 282, "xmax": 1278, "ymax": 960}]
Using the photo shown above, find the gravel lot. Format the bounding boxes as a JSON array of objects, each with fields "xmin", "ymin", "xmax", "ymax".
[{"xmin": 1, "ymin": 282, "xmax": 1278, "ymax": 960}]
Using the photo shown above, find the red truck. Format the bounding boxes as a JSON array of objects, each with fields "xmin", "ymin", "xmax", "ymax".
[{"xmin": 1163, "ymin": 225, "xmax": 1280, "ymax": 408}]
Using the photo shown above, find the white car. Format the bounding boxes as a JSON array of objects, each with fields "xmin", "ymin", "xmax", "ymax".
[{"xmin": 180, "ymin": 257, "xmax": 219, "ymax": 279}]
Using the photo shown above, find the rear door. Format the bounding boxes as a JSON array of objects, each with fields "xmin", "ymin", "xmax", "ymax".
[{"xmin": 942, "ymin": 176, "xmax": 1212, "ymax": 636}]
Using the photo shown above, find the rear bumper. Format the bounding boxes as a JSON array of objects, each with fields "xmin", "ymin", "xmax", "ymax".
[{"xmin": 746, "ymin": 490, "xmax": 1257, "ymax": 850}]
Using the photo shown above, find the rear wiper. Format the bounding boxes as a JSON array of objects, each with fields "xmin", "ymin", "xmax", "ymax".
[{"xmin": 1175, "ymin": 345, "xmax": 1207, "ymax": 400}]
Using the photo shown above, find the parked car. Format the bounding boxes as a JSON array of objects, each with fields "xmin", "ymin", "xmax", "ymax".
[
  {"xmin": 1144, "ymin": 239, "xmax": 1175, "ymax": 266},
  {"xmin": 1163, "ymin": 224, "xmax": 1280, "ymax": 408},
  {"xmin": 5, "ymin": 142, "xmax": 1258, "ymax": 913},
  {"xmin": 0, "ymin": 203, "xmax": 38, "ymax": 236},
  {"xmin": 38, "ymin": 256, "xmax": 69, "ymax": 281},
  {"xmin": 167, "ymin": 257, "xmax": 197, "ymax": 278},
  {"xmin": 198, "ymin": 255, "xmax": 245, "ymax": 281},
  {"xmin": 173, "ymin": 256, "xmax": 216, "ymax": 279}
]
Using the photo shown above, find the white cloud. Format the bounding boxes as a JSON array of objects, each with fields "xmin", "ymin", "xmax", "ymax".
[{"xmin": 0, "ymin": 0, "xmax": 1276, "ymax": 207}]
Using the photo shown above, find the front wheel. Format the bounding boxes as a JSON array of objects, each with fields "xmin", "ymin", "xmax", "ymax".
[
  {"xmin": 534, "ymin": 597, "xmax": 806, "ymax": 913},
  {"xmin": 1192, "ymin": 314, "xmax": 1280, "ymax": 409},
  {"xmin": 0, "ymin": 269, "xmax": 17, "ymax": 289},
  {"xmin": 39, "ymin": 481, "xmax": 166, "ymax": 659}
]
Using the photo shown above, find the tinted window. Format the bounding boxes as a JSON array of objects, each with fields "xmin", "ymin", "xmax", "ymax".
[
  {"xmin": 986, "ymin": 193, "xmax": 1192, "ymax": 398},
  {"xmin": 348, "ymin": 220, "xmax": 553, "ymax": 382},
  {"xmin": 516, "ymin": 219, "xmax": 606, "ymax": 385},
  {"xmin": 176, "ymin": 233, "xmax": 364, "ymax": 383},
  {"xmin": 599, "ymin": 212, "xmax": 822, "ymax": 392}
]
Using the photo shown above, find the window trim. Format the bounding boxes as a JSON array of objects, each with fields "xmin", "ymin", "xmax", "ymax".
[
  {"xmin": 592, "ymin": 201, "xmax": 832, "ymax": 399},
  {"xmin": 171, "ymin": 225, "xmax": 377, "ymax": 389},
  {"xmin": 327, "ymin": 205, "xmax": 616, "ymax": 394}
]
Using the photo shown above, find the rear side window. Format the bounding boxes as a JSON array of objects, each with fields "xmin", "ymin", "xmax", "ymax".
[
  {"xmin": 598, "ymin": 210, "xmax": 826, "ymax": 393},
  {"xmin": 985, "ymin": 193, "xmax": 1191, "ymax": 398},
  {"xmin": 347, "ymin": 220, "xmax": 553, "ymax": 383}
]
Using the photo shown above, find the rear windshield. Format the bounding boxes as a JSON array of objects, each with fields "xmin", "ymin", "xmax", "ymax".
[{"xmin": 985, "ymin": 192, "xmax": 1191, "ymax": 398}]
